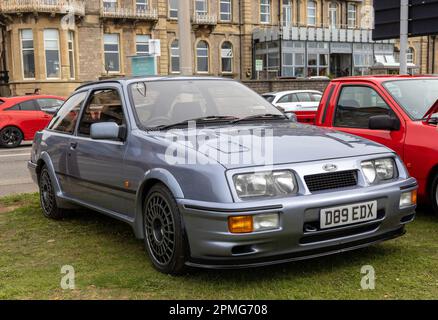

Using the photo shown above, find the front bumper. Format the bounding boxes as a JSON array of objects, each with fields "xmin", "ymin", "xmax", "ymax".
[{"xmin": 178, "ymin": 178, "xmax": 417, "ymax": 269}]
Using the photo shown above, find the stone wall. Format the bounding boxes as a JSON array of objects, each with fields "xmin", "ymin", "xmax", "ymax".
[{"xmin": 242, "ymin": 79, "xmax": 330, "ymax": 94}]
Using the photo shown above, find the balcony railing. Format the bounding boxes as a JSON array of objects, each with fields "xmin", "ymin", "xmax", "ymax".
[
  {"xmin": 192, "ymin": 13, "xmax": 217, "ymax": 26},
  {"xmin": 101, "ymin": 6, "xmax": 158, "ymax": 21},
  {"xmin": 0, "ymin": 0, "xmax": 86, "ymax": 16}
]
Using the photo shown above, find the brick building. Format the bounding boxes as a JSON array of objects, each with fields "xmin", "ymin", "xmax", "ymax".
[{"xmin": 0, "ymin": 0, "xmax": 412, "ymax": 97}]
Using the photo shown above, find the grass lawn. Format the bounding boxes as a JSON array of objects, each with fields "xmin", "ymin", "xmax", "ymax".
[{"xmin": 1, "ymin": 193, "xmax": 437, "ymax": 300}]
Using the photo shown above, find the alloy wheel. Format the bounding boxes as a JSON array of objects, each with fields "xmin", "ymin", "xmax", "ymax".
[
  {"xmin": 1, "ymin": 127, "xmax": 22, "ymax": 147},
  {"xmin": 144, "ymin": 193, "xmax": 176, "ymax": 266},
  {"xmin": 40, "ymin": 170, "xmax": 55, "ymax": 215}
]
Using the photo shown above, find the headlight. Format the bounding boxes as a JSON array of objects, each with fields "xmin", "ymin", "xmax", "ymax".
[
  {"xmin": 361, "ymin": 158, "xmax": 397, "ymax": 185},
  {"xmin": 233, "ymin": 170, "xmax": 298, "ymax": 199}
]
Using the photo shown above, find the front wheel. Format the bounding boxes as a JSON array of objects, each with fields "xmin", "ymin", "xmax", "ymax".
[
  {"xmin": 432, "ymin": 174, "xmax": 438, "ymax": 215},
  {"xmin": 39, "ymin": 166, "xmax": 67, "ymax": 220},
  {"xmin": 143, "ymin": 184, "xmax": 188, "ymax": 275},
  {"xmin": 0, "ymin": 126, "xmax": 23, "ymax": 148}
]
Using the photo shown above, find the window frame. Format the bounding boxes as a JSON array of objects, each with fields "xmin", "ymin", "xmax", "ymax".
[
  {"xmin": 47, "ymin": 90, "xmax": 89, "ymax": 135},
  {"xmin": 136, "ymin": 0, "xmax": 148, "ymax": 12},
  {"xmin": 260, "ymin": 0, "xmax": 271, "ymax": 24},
  {"xmin": 103, "ymin": 33, "xmax": 121, "ymax": 73},
  {"xmin": 76, "ymin": 86, "xmax": 128, "ymax": 140},
  {"xmin": 347, "ymin": 3, "xmax": 357, "ymax": 29},
  {"xmin": 220, "ymin": 0, "xmax": 232, "ymax": 22},
  {"xmin": 169, "ymin": 0, "xmax": 178, "ymax": 19},
  {"xmin": 196, "ymin": 40, "xmax": 209, "ymax": 74},
  {"xmin": 20, "ymin": 29, "xmax": 35, "ymax": 80},
  {"xmin": 221, "ymin": 41, "xmax": 233, "ymax": 74},
  {"xmin": 329, "ymin": 2, "xmax": 338, "ymax": 28},
  {"xmin": 307, "ymin": 0, "xmax": 317, "ymax": 26},
  {"xmin": 333, "ymin": 84, "xmax": 399, "ymax": 129},
  {"xmin": 282, "ymin": 0, "xmax": 292, "ymax": 27},
  {"xmin": 103, "ymin": 0, "xmax": 117, "ymax": 11},
  {"xmin": 136, "ymin": 34, "xmax": 151, "ymax": 56},
  {"xmin": 43, "ymin": 29, "xmax": 61, "ymax": 80},
  {"xmin": 195, "ymin": 0, "xmax": 208, "ymax": 15},
  {"xmin": 68, "ymin": 31, "xmax": 76, "ymax": 80},
  {"xmin": 170, "ymin": 39, "xmax": 180, "ymax": 74}
]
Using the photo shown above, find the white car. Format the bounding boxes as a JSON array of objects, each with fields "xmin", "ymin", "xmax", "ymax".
[{"xmin": 262, "ymin": 90, "xmax": 323, "ymax": 113}]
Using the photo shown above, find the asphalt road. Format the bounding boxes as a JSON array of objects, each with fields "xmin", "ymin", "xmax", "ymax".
[{"xmin": 0, "ymin": 142, "xmax": 38, "ymax": 197}]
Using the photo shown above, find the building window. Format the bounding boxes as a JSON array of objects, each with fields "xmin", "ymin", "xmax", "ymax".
[
  {"xmin": 20, "ymin": 29, "xmax": 35, "ymax": 79},
  {"xmin": 282, "ymin": 0, "xmax": 292, "ymax": 27},
  {"xmin": 104, "ymin": 34, "xmax": 120, "ymax": 73},
  {"xmin": 195, "ymin": 0, "xmax": 207, "ymax": 15},
  {"xmin": 348, "ymin": 3, "xmax": 356, "ymax": 28},
  {"xmin": 220, "ymin": 0, "xmax": 232, "ymax": 22},
  {"xmin": 103, "ymin": 0, "xmax": 117, "ymax": 11},
  {"xmin": 44, "ymin": 29, "xmax": 60, "ymax": 79},
  {"xmin": 260, "ymin": 0, "xmax": 271, "ymax": 24},
  {"xmin": 307, "ymin": 53, "xmax": 329, "ymax": 77},
  {"xmin": 169, "ymin": 0, "xmax": 178, "ymax": 18},
  {"xmin": 329, "ymin": 3, "xmax": 338, "ymax": 28},
  {"xmin": 196, "ymin": 40, "xmax": 209, "ymax": 73},
  {"xmin": 68, "ymin": 31, "xmax": 75, "ymax": 79},
  {"xmin": 407, "ymin": 47, "xmax": 414, "ymax": 64},
  {"xmin": 170, "ymin": 40, "xmax": 180, "ymax": 73},
  {"xmin": 136, "ymin": 35, "xmax": 150, "ymax": 55},
  {"xmin": 136, "ymin": 0, "xmax": 148, "ymax": 12},
  {"xmin": 282, "ymin": 52, "xmax": 305, "ymax": 77},
  {"xmin": 307, "ymin": 1, "xmax": 316, "ymax": 26},
  {"xmin": 221, "ymin": 41, "xmax": 233, "ymax": 73}
]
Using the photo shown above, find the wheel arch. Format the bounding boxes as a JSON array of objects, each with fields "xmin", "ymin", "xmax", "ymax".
[
  {"xmin": 427, "ymin": 163, "xmax": 438, "ymax": 201},
  {"xmin": 132, "ymin": 169, "xmax": 184, "ymax": 239}
]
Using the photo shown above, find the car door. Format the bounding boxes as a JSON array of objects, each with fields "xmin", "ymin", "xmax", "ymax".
[
  {"xmin": 44, "ymin": 91, "xmax": 88, "ymax": 195},
  {"xmin": 276, "ymin": 93, "xmax": 300, "ymax": 112},
  {"xmin": 67, "ymin": 86, "xmax": 132, "ymax": 216},
  {"xmin": 18, "ymin": 99, "xmax": 52, "ymax": 138},
  {"xmin": 332, "ymin": 84, "xmax": 406, "ymax": 157},
  {"xmin": 296, "ymin": 92, "xmax": 319, "ymax": 110}
]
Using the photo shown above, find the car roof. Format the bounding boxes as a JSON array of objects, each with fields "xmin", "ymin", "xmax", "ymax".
[
  {"xmin": 331, "ymin": 75, "xmax": 438, "ymax": 84},
  {"xmin": 75, "ymin": 76, "xmax": 232, "ymax": 91},
  {"xmin": 0, "ymin": 95, "xmax": 64, "ymax": 101},
  {"xmin": 264, "ymin": 90, "xmax": 323, "ymax": 96}
]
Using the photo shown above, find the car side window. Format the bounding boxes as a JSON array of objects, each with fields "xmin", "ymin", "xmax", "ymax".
[
  {"xmin": 296, "ymin": 92, "xmax": 312, "ymax": 102},
  {"xmin": 78, "ymin": 89, "xmax": 125, "ymax": 136},
  {"xmin": 278, "ymin": 94, "xmax": 298, "ymax": 103},
  {"xmin": 49, "ymin": 92, "xmax": 87, "ymax": 134},
  {"xmin": 311, "ymin": 93, "xmax": 322, "ymax": 102},
  {"xmin": 334, "ymin": 86, "xmax": 395, "ymax": 129},
  {"xmin": 19, "ymin": 100, "xmax": 38, "ymax": 111},
  {"xmin": 6, "ymin": 104, "xmax": 20, "ymax": 111},
  {"xmin": 37, "ymin": 98, "xmax": 64, "ymax": 109}
]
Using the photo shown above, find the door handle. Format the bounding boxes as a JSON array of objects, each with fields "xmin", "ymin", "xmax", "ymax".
[{"xmin": 70, "ymin": 142, "xmax": 78, "ymax": 150}]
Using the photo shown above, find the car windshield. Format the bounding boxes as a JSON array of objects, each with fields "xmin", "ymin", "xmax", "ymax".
[
  {"xmin": 129, "ymin": 80, "xmax": 283, "ymax": 129},
  {"xmin": 383, "ymin": 79, "xmax": 438, "ymax": 120}
]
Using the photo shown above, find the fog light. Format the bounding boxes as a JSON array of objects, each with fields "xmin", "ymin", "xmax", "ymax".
[
  {"xmin": 400, "ymin": 190, "xmax": 417, "ymax": 208},
  {"xmin": 228, "ymin": 216, "xmax": 253, "ymax": 233},
  {"xmin": 253, "ymin": 213, "xmax": 280, "ymax": 231}
]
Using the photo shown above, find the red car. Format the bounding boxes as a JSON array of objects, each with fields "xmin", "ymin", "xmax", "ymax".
[
  {"xmin": 0, "ymin": 95, "xmax": 65, "ymax": 148},
  {"xmin": 315, "ymin": 75, "xmax": 438, "ymax": 214}
]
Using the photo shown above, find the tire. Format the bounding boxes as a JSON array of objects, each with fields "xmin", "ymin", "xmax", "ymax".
[
  {"xmin": 38, "ymin": 166, "xmax": 66, "ymax": 220},
  {"xmin": 143, "ymin": 183, "xmax": 188, "ymax": 275},
  {"xmin": 0, "ymin": 126, "xmax": 23, "ymax": 148},
  {"xmin": 432, "ymin": 174, "xmax": 438, "ymax": 216}
]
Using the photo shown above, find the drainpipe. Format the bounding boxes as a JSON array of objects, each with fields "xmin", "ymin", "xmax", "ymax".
[
  {"xmin": 433, "ymin": 35, "xmax": 436, "ymax": 74},
  {"xmin": 399, "ymin": 0, "xmax": 409, "ymax": 75},
  {"xmin": 178, "ymin": 0, "xmax": 193, "ymax": 76},
  {"xmin": 239, "ymin": 0, "xmax": 243, "ymax": 79}
]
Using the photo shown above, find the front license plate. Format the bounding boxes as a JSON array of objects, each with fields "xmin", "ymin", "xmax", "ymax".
[{"xmin": 320, "ymin": 201, "xmax": 378, "ymax": 230}]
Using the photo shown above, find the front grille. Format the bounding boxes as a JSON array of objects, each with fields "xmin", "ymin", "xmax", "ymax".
[{"xmin": 304, "ymin": 170, "xmax": 358, "ymax": 192}]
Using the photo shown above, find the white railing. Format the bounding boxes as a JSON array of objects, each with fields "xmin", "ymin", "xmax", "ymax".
[
  {"xmin": 101, "ymin": 6, "xmax": 158, "ymax": 20},
  {"xmin": 0, "ymin": 0, "xmax": 86, "ymax": 16},
  {"xmin": 192, "ymin": 13, "xmax": 217, "ymax": 25}
]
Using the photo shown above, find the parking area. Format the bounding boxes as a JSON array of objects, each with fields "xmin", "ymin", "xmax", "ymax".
[{"xmin": 0, "ymin": 193, "xmax": 437, "ymax": 300}]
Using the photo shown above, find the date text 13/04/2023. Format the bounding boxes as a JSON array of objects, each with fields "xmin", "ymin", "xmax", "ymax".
[{"xmin": 169, "ymin": 304, "xmax": 269, "ymax": 318}]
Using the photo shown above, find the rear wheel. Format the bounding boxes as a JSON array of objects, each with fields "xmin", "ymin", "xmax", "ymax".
[
  {"xmin": 432, "ymin": 174, "xmax": 438, "ymax": 215},
  {"xmin": 0, "ymin": 126, "xmax": 23, "ymax": 148},
  {"xmin": 38, "ymin": 166, "xmax": 66, "ymax": 220},
  {"xmin": 143, "ymin": 183, "xmax": 188, "ymax": 275}
]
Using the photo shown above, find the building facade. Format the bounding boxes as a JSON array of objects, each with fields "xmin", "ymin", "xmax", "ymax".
[{"xmin": 0, "ymin": 0, "xmax": 410, "ymax": 97}]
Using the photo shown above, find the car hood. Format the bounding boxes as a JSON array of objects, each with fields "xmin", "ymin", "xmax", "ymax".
[{"xmin": 150, "ymin": 122, "xmax": 392, "ymax": 169}]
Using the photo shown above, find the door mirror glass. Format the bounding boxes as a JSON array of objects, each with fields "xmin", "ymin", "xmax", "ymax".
[
  {"xmin": 90, "ymin": 122, "xmax": 124, "ymax": 140},
  {"xmin": 368, "ymin": 115, "xmax": 400, "ymax": 131}
]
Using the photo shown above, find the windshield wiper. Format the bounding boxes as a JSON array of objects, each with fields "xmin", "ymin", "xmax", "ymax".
[
  {"xmin": 229, "ymin": 113, "xmax": 288, "ymax": 124},
  {"xmin": 153, "ymin": 116, "xmax": 239, "ymax": 130}
]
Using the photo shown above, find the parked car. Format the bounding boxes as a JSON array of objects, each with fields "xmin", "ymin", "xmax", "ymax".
[
  {"xmin": 315, "ymin": 75, "xmax": 438, "ymax": 214},
  {"xmin": 0, "ymin": 95, "xmax": 65, "ymax": 148},
  {"xmin": 29, "ymin": 77, "xmax": 417, "ymax": 274},
  {"xmin": 262, "ymin": 90, "xmax": 322, "ymax": 124}
]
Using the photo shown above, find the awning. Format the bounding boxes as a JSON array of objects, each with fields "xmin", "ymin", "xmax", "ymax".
[{"xmin": 374, "ymin": 55, "xmax": 417, "ymax": 69}]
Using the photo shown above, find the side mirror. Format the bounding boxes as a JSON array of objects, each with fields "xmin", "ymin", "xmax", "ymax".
[
  {"xmin": 284, "ymin": 112, "xmax": 298, "ymax": 122},
  {"xmin": 369, "ymin": 115, "xmax": 400, "ymax": 131},
  {"xmin": 90, "ymin": 122, "xmax": 126, "ymax": 141}
]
